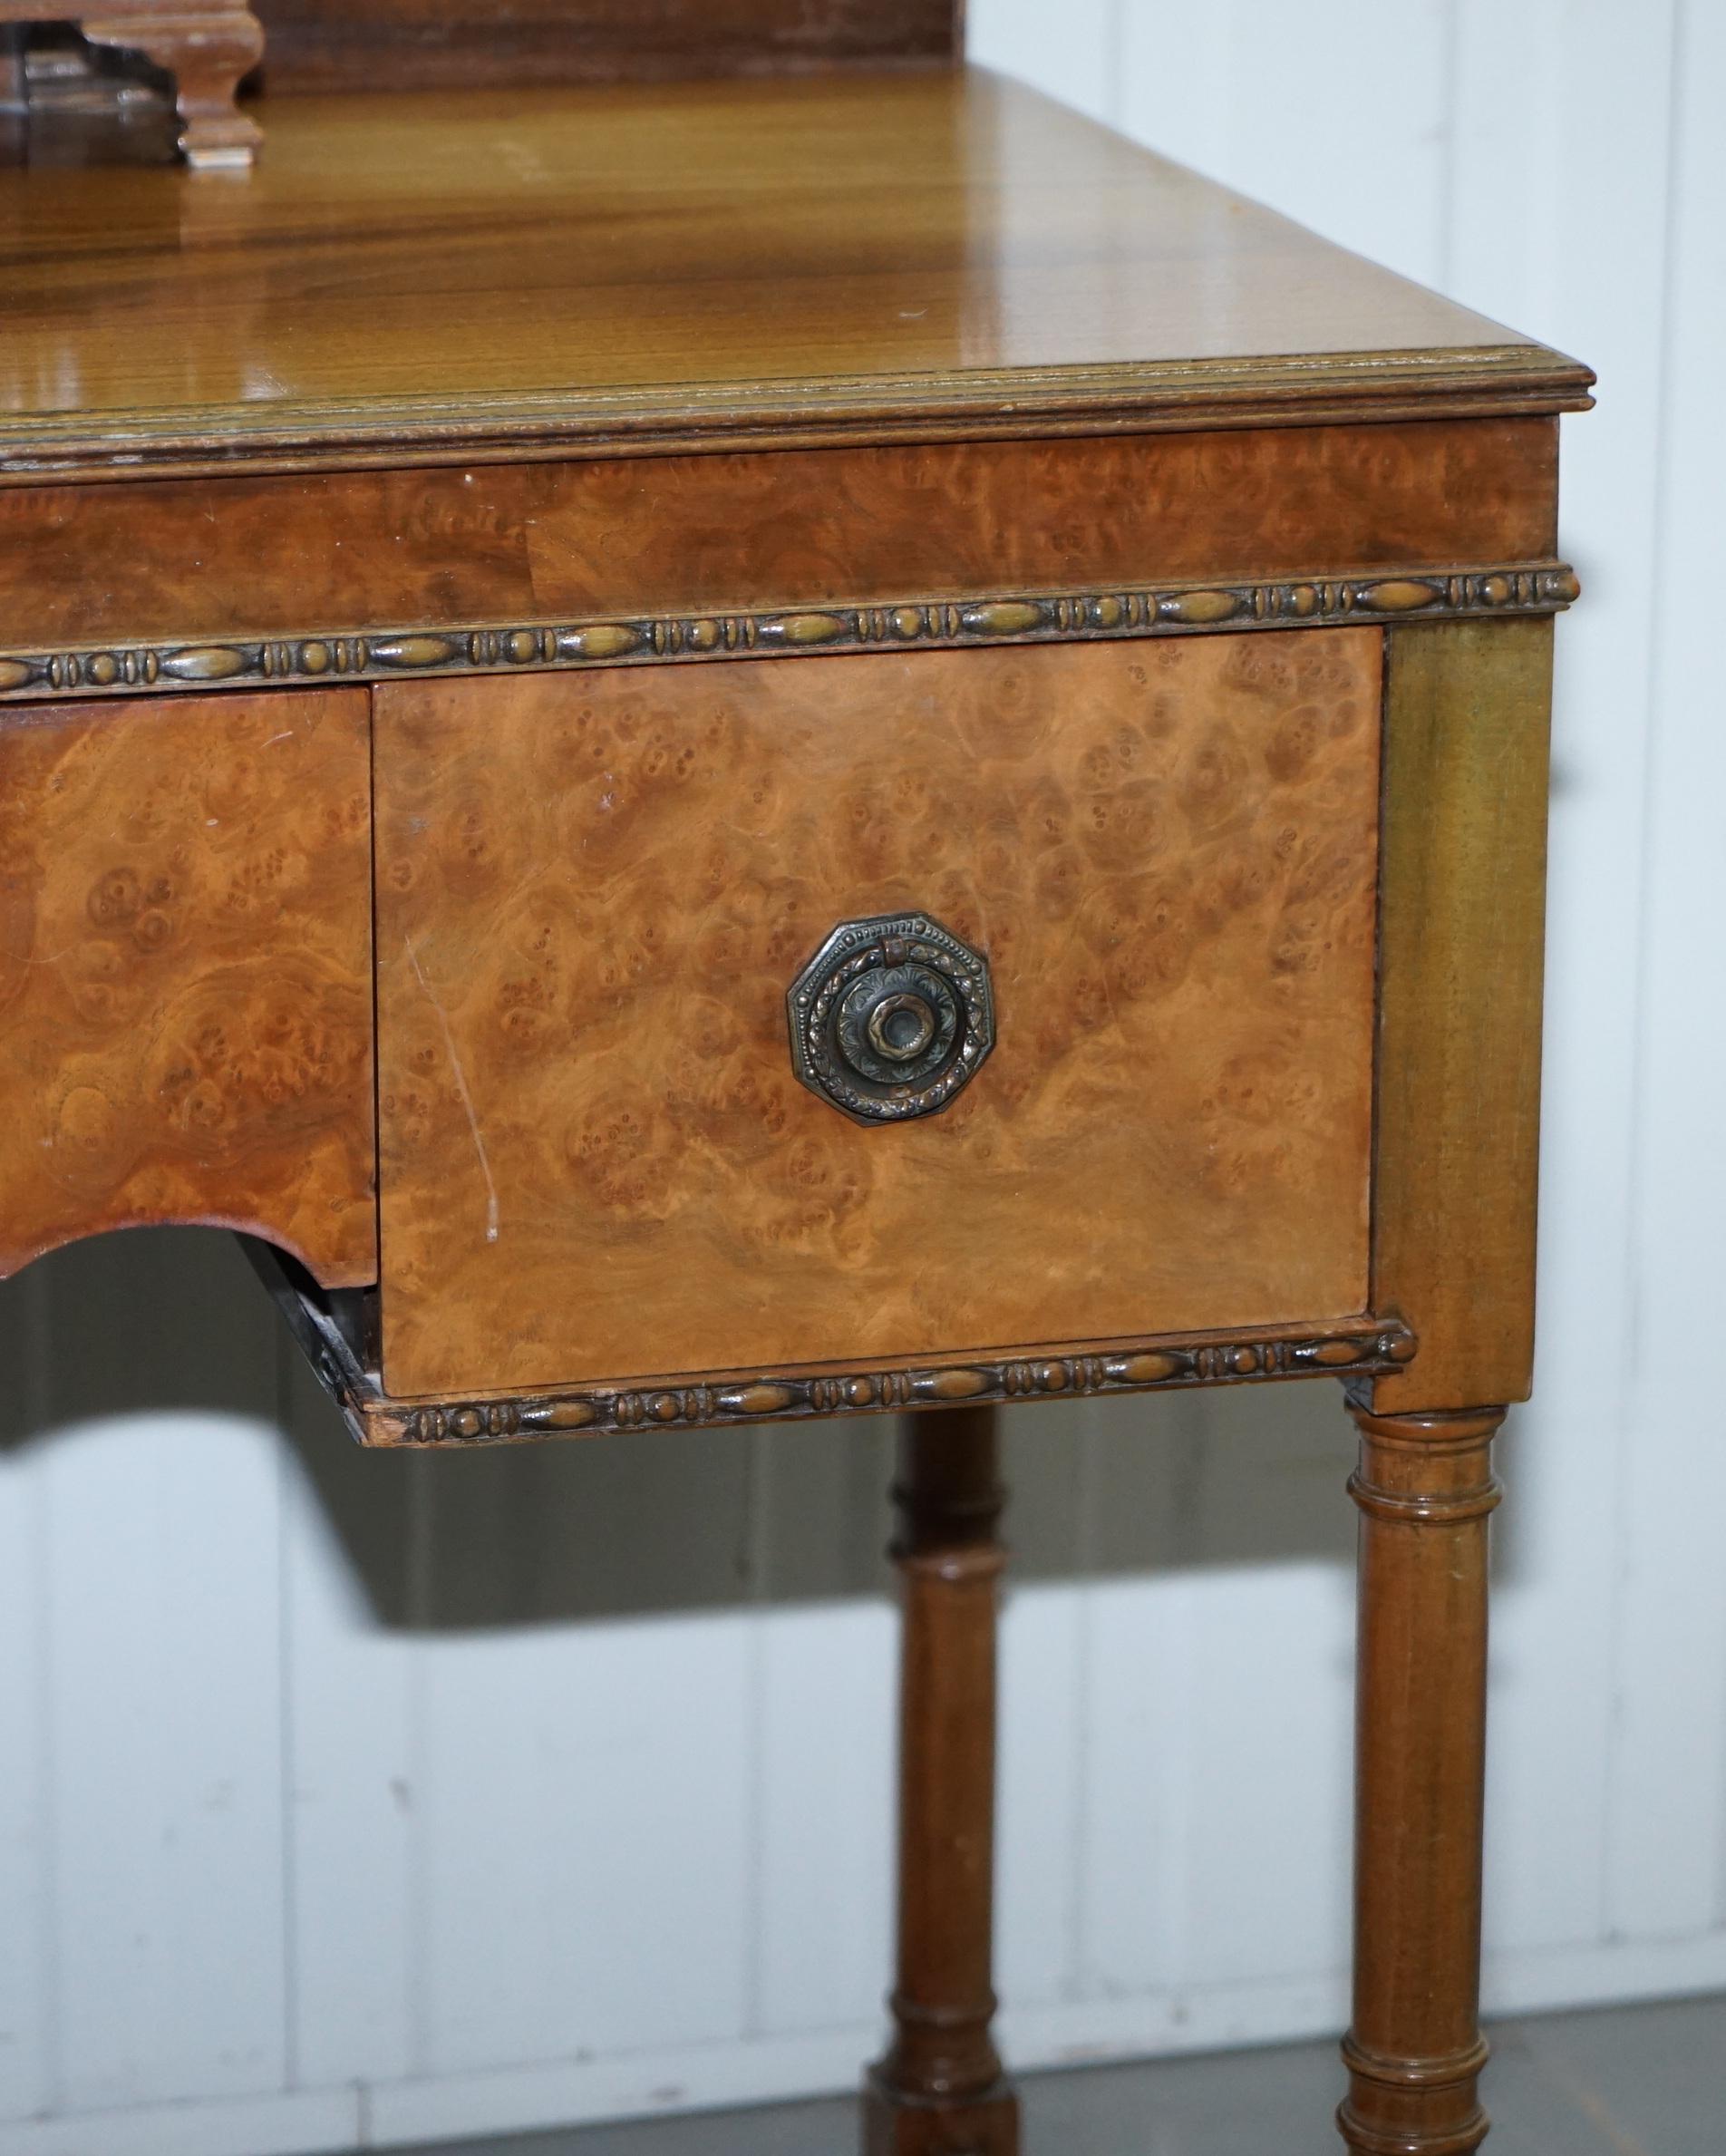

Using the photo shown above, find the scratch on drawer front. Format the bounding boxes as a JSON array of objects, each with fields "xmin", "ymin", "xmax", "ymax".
[{"xmin": 403, "ymin": 933, "xmax": 499, "ymax": 1243}]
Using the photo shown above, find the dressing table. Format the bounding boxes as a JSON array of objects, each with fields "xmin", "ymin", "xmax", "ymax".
[{"xmin": 0, "ymin": 9, "xmax": 1592, "ymax": 2150}]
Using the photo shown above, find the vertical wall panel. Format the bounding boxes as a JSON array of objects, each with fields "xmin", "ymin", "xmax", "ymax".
[
  {"xmin": 967, "ymin": 0, "xmax": 1118, "ymax": 121},
  {"xmin": 37, "ymin": 1238, "xmax": 288, "ymax": 2112},
  {"xmin": 0, "ymin": 1274, "xmax": 51, "ymax": 2124},
  {"xmin": 1445, "ymin": 1, "xmax": 1569, "ymax": 326},
  {"xmin": 1073, "ymin": 1574, "xmax": 1191, "ymax": 2000},
  {"xmin": 995, "ymin": 1588, "xmax": 1086, "ymax": 2013},
  {"xmin": 0, "ymin": 1464, "xmax": 48, "ymax": 2122},
  {"xmin": 1067, "ymin": 1393, "xmax": 1193, "ymax": 2002},
  {"xmin": 397, "ymin": 1428, "xmax": 760, "ymax": 2076},
  {"xmin": 1174, "ymin": 1391, "xmax": 1355, "ymax": 1989},
  {"xmin": 1606, "ymin": 0, "xmax": 1726, "ymax": 1939},
  {"xmin": 748, "ymin": 1413, "xmax": 895, "ymax": 2044},
  {"xmin": 43, "ymin": 1420, "xmax": 286, "ymax": 2111},
  {"xmin": 750, "ymin": 1421, "xmax": 895, "ymax": 2037},
  {"xmin": 1177, "ymin": 1564, "xmax": 1353, "ymax": 1987},
  {"xmin": 1450, "ymin": 0, "xmax": 1680, "ymax": 1968},
  {"xmin": 991, "ymin": 1405, "xmax": 1092, "ymax": 2016},
  {"xmin": 280, "ymin": 1356, "xmax": 418, "ymax": 2091},
  {"xmin": 752, "ymin": 1601, "xmax": 895, "ymax": 2037},
  {"xmin": 1114, "ymin": 1, "xmax": 1453, "ymax": 286},
  {"xmin": 415, "ymin": 1610, "xmax": 755, "ymax": 2072}
]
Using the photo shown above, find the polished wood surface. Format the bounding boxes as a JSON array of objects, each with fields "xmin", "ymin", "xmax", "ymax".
[
  {"xmin": 0, "ymin": 687, "xmax": 374, "ymax": 1284},
  {"xmin": 865, "ymin": 1407, "xmax": 1019, "ymax": 2156},
  {"xmin": 373, "ymin": 631, "xmax": 1381, "ymax": 1399},
  {"xmin": 257, "ymin": 0, "xmax": 956, "ymax": 92},
  {"xmin": 1369, "ymin": 619, "xmax": 1554, "ymax": 1413},
  {"xmin": 0, "ymin": 73, "xmax": 1591, "ymax": 483},
  {"xmin": 0, "ymin": 422, "xmax": 1561, "ymax": 656},
  {"xmin": 1343, "ymin": 1404, "xmax": 1502, "ymax": 2156}
]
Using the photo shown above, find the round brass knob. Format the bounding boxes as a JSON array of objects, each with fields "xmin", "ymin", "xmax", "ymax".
[
  {"xmin": 867, "ymin": 992, "xmax": 936, "ymax": 1063},
  {"xmin": 786, "ymin": 912, "xmax": 994, "ymax": 1124}
]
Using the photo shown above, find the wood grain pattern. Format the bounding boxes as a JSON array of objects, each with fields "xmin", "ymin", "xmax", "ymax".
[
  {"xmin": 374, "ymin": 631, "xmax": 1382, "ymax": 1400},
  {"xmin": 864, "ymin": 1407, "xmax": 1019, "ymax": 2156},
  {"xmin": 0, "ymin": 74, "xmax": 1591, "ymax": 483},
  {"xmin": 1368, "ymin": 619, "xmax": 1554, "ymax": 1413},
  {"xmin": 257, "ymin": 0, "xmax": 957, "ymax": 92},
  {"xmin": 0, "ymin": 422, "xmax": 1560, "ymax": 656},
  {"xmin": 1343, "ymin": 1404, "xmax": 1502, "ymax": 2156},
  {"xmin": 0, "ymin": 689, "xmax": 375, "ymax": 1285}
]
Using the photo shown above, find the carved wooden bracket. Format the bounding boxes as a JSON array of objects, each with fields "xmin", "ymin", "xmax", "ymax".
[{"xmin": 0, "ymin": 2, "xmax": 262, "ymax": 167}]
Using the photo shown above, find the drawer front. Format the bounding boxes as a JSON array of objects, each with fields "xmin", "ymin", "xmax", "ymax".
[
  {"xmin": 0, "ymin": 688, "xmax": 375, "ymax": 1285},
  {"xmin": 373, "ymin": 631, "xmax": 1382, "ymax": 1399}
]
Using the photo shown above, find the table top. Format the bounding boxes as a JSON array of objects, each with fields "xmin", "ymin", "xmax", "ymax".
[{"xmin": 0, "ymin": 68, "xmax": 1591, "ymax": 483}]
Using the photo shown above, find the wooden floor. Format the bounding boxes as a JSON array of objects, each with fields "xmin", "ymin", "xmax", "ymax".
[{"xmin": 382, "ymin": 1996, "xmax": 1721, "ymax": 2155}]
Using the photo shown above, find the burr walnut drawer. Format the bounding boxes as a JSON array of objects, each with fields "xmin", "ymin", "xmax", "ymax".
[{"xmin": 371, "ymin": 630, "xmax": 1382, "ymax": 1402}]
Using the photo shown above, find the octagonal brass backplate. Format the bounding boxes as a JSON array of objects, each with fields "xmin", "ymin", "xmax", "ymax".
[{"xmin": 785, "ymin": 911, "xmax": 994, "ymax": 1125}]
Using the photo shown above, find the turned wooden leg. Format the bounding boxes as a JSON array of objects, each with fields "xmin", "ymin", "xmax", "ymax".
[
  {"xmin": 863, "ymin": 1404, "xmax": 1019, "ymax": 2156},
  {"xmin": 81, "ymin": 5, "xmax": 264, "ymax": 169},
  {"xmin": 1340, "ymin": 1403, "xmax": 1504, "ymax": 2156}
]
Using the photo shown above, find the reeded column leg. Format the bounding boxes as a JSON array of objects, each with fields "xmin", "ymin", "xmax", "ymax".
[
  {"xmin": 862, "ymin": 1404, "xmax": 1020, "ymax": 2156},
  {"xmin": 1340, "ymin": 1403, "xmax": 1504, "ymax": 2156}
]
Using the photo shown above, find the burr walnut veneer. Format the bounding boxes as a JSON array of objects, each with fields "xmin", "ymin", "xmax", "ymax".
[
  {"xmin": 373, "ymin": 634, "xmax": 1382, "ymax": 1399},
  {"xmin": 0, "ymin": 61, "xmax": 1589, "ymax": 2156}
]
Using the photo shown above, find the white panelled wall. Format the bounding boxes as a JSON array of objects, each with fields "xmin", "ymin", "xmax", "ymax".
[{"xmin": 2, "ymin": 5, "xmax": 1722, "ymax": 2149}]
